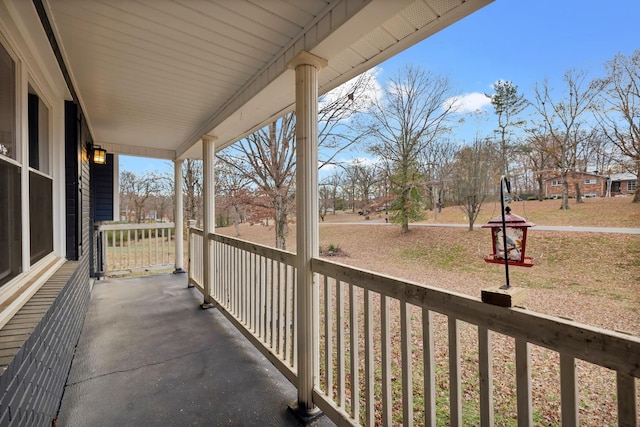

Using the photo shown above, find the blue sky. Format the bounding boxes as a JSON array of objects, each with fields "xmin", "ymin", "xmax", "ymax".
[{"xmin": 120, "ymin": 0, "xmax": 639, "ymax": 174}]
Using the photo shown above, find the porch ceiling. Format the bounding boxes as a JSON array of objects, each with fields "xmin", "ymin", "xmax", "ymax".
[{"xmin": 44, "ymin": 0, "xmax": 492, "ymax": 160}]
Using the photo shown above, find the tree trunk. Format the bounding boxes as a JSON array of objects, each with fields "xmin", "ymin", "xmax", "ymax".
[
  {"xmin": 561, "ymin": 172, "xmax": 570, "ymax": 209},
  {"xmin": 574, "ymin": 181, "xmax": 583, "ymax": 204},
  {"xmin": 537, "ymin": 174, "xmax": 544, "ymax": 200},
  {"xmin": 233, "ymin": 205, "xmax": 240, "ymax": 237},
  {"xmin": 634, "ymin": 163, "xmax": 640, "ymax": 203},
  {"xmin": 274, "ymin": 190, "xmax": 286, "ymax": 250},
  {"xmin": 399, "ymin": 189, "xmax": 410, "ymax": 234}
]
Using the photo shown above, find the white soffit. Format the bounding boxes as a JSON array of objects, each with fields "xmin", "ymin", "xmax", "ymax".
[{"xmin": 42, "ymin": 0, "xmax": 493, "ymax": 160}]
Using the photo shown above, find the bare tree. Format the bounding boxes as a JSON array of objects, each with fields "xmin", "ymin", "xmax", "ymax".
[
  {"xmin": 531, "ymin": 69, "xmax": 606, "ymax": 209},
  {"xmin": 522, "ymin": 132, "xmax": 555, "ymax": 199},
  {"xmin": 319, "ymin": 169, "xmax": 342, "ymax": 214},
  {"xmin": 318, "ymin": 70, "xmax": 378, "ymax": 169},
  {"xmin": 367, "ymin": 65, "xmax": 457, "ymax": 233},
  {"xmin": 420, "ymin": 138, "xmax": 457, "ymax": 216},
  {"xmin": 452, "ymin": 138, "xmax": 499, "ymax": 231},
  {"xmin": 216, "ymin": 162, "xmax": 252, "ymax": 236},
  {"xmin": 597, "ymin": 49, "xmax": 640, "ymax": 202},
  {"xmin": 345, "ymin": 159, "xmax": 379, "ymax": 213},
  {"xmin": 182, "ymin": 159, "xmax": 203, "ymax": 226},
  {"xmin": 219, "ymin": 116, "xmax": 296, "ymax": 250},
  {"xmin": 216, "ymin": 71, "xmax": 378, "ymax": 248},
  {"xmin": 120, "ymin": 170, "xmax": 162, "ymax": 223},
  {"xmin": 486, "ymin": 80, "xmax": 528, "ymax": 177}
]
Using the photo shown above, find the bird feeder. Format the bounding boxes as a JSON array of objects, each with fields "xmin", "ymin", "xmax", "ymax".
[{"xmin": 482, "ymin": 206, "xmax": 535, "ymax": 267}]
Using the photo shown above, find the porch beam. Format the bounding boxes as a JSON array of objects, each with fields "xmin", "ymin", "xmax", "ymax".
[
  {"xmin": 201, "ymin": 135, "xmax": 217, "ymax": 308},
  {"xmin": 174, "ymin": 159, "xmax": 186, "ymax": 273},
  {"xmin": 288, "ymin": 50, "xmax": 327, "ymax": 419}
]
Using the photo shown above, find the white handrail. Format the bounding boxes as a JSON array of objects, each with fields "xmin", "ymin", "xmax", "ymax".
[{"xmin": 95, "ymin": 222, "xmax": 175, "ymax": 277}]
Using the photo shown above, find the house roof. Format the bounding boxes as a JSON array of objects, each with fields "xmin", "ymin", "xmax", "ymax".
[
  {"xmin": 609, "ymin": 172, "xmax": 637, "ymax": 181},
  {"xmin": 542, "ymin": 171, "xmax": 603, "ymax": 182},
  {"xmin": 29, "ymin": 0, "xmax": 492, "ymax": 160}
]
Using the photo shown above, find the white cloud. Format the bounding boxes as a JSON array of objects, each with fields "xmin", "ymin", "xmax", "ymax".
[{"xmin": 444, "ymin": 92, "xmax": 491, "ymax": 114}]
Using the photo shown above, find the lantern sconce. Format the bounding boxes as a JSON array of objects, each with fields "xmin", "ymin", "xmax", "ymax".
[
  {"xmin": 480, "ymin": 176, "xmax": 535, "ymax": 307},
  {"xmin": 92, "ymin": 144, "xmax": 107, "ymax": 165}
]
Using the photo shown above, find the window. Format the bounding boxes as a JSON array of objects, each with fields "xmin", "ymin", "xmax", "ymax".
[
  {"xmin": 629, "ymin": 180, "xmax": 637, "ymax": 192},
  {"xmin": 0, "ymin": 160, "xmax": 22, "ymax": 286},
  {"xmin": 28, "ymin": 88, "xmax": 50, "ymax": 174},
  {"xmin": 28, "ymin": 89, "xmax": 53, "ymax": 264},
  {"xmin": 0, "ymin": 43, "xmax": 15, "ymax": 160},
  {"xmin": 29, "ymin": 171, "xmax": 53, "ymax": 264},
  {"xmin": 551, "ymin": 180, "xmax": 562, "ymax": 186},
  {"xmin": 583, "ymin": 178, "xmax": 597, "ymax": 185},
  {"xmin": 0, "ymin": 42, "xmax": 20, "ymax": 286}
]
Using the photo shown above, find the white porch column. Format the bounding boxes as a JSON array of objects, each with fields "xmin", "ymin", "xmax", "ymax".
[
  {"xmin": 288, "ymin": 50, "xmax": 327, "ymax": 417},
  {"xmin": 201, "ymin": 135, "xmax": 217, "ymax": 308},
  {"xmin": 174, "ymin": 159, "xmax": 186, "ymax": 274}
]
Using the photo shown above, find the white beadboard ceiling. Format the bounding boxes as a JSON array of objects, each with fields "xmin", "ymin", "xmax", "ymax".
[{"xmin": 43, "ymin": 0, "xmax": 493, "ymax": 159}]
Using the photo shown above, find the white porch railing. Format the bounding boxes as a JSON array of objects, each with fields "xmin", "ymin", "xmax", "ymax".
[
  {"xmin": 95, "ymin": 222, "xmax": 176, "ymax": 277},
  {"xmin": 187, "ymin": 227, "xmax": 639, "ymax": 427}
]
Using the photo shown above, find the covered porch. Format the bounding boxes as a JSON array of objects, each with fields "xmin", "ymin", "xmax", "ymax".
[{"xmin": 0, "ymin": 0, "xmax": 638, "ymax": 425}]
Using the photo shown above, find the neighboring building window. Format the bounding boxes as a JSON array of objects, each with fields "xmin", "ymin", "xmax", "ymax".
[
  {"xmin": 0, "ymin": 43, "xmax": 15, "ymax": 160},
  {"xmin": 629, "ymin": 180, "xmax": 637, "ymax": 192},
  {"xmin": 551, "ymin": 180, "xmax": 562, "ymax": 186},
  {"xmin": 583, "ymin": 178, "xmax": 597, "ymax": 185}
]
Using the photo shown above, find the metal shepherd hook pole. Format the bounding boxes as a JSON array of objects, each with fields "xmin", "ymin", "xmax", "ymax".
[{"xmin": 500, "ymin": 176, "xmax": 511, "ymax": 290}]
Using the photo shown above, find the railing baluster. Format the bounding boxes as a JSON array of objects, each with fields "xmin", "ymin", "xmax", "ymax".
[
  {"xmin": 110, "ymin": 229, "xmax": 116, "ymax": 272},
  {"xmin": 478, "ymin": 326, "xmax": 494, "ymax": 427},
  {"xmin": 119, "ymin": 227, "xmax": 123, "ymax": 270},
  {"xmin": 271, "ymin": 259, "xmax": 276, "ymax": 349},
  {"xmin": 381, "ymin": 295, "xmax": 392, "ymax": 427},
  {"xmin": 336, "ymin": 279, "xmax": 345, "ymax": 409},
  {"xmin": 245, "ymin": 251, "xmax": 250, "ymax": 328},
  {"xmin": 449, "ymin": 317, "xmax": 461, "ymax": 427},
  {"xmin": 257, "ymin": 254, "xmax": 262, "ymax": 336},
  {"xmin": 349, "ymin": 283, "xmax": 359, "ymax": 422},
  {"xmin": 364, "ymin": 289, "xmax": 375, "ymax": 427},
  {"xmin": 515, "ymin": 338, "xmax": 533, "ymax": 427},
  {"xmin": 284, "ymin": 264, "xmax": 291, "ymax": 363},
  {"xmin": 292, "ymin": 270, "xmax": 297, "ymax": 371},
  {"xmin": 560, "ymin": 353, "xmax": 578, "ymax": 426},
  {"xmin": 126, "ymin": 229, "xmax": 131, "ymax": 270},
  {"xmin": 278, "ymin": 262, "xmax": 284, "ymax": 356},
  {"xmin": 324, "ymin": 276, "xmax": 333, "ymax": 398},
  {"xmin": 401, "ymin": 301, "xmax": 413, "ymax": 427},
  {"xmin": 423, "ymin": 309, "xmax": 436, "ymax": 427},
  {"xmin": 251, "ymin": 252, "xmax": 257, "ymax": 332},
  {"xmin": 617, "ymin": 372, "xmax": 637, "ymax": 427},
  {"xmin": 167, "ymin": 227, "xmax": 171, "ymax": 265},
  {"xmin": 134, "ymin": 229, "xmax": 138, "ymax": 268}
]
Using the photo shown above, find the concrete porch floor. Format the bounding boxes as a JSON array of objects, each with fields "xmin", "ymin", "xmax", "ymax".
[{"xmin": 57, "ymin": 274, "xmax": 336, "ymax": 427}]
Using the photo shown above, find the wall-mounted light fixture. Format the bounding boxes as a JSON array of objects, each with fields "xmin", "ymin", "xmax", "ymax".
[{"xmin": 92, "ymin": 145, "xmax": 107, "ymax": 165}]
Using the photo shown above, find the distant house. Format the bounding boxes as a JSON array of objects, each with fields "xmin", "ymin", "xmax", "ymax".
[
  {"xmin": 543, "ymin": 171, "xmax": 606, "ymax": 198},
  {"xmin": 606, "ymin": 172, "xmax": 637, "ymax": 197}
]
